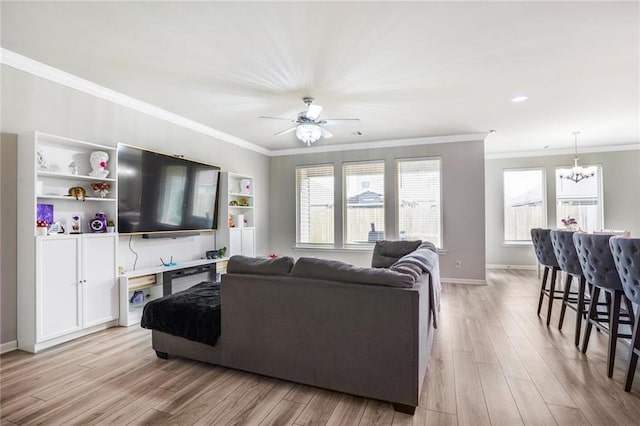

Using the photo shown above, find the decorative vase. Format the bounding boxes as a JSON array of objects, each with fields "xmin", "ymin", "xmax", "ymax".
[{"xmin": 106, "ymin": 226, "xmax": 115, "ymax": 233}]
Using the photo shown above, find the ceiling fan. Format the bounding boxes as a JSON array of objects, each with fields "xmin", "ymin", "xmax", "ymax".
[{"xmin": 259, "ymin": 97, "xmax": 360, "ymax": 146}]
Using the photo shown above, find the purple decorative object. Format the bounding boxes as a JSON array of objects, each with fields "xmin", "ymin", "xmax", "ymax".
[{"xmin": 36, "ymin": 204, "xmax": 54, "ymax": 226}]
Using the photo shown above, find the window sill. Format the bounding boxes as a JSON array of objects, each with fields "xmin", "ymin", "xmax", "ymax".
[
  {"xmin": 503, "ymin": 241, "xmax": 533, "ymax": 247},
  {"xmin": 293, "ymin": 245, "xmax": 373, "ymax": 253}
]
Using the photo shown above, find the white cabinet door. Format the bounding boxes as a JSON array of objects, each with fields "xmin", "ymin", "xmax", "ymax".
[
  {"xmin": 83, "ymin": 235, "xmax": 118, "ymax": 327},
  {"xmin": 37, "ymin": 237, "xmax": 82, "ymax": 341},
  {"xmin": 229, "ymin": 228, "xmax": 243, "ymax": 256},
  {"xmin": 241, "ymin": 228, "xmax": 256, "ymax": 256}
]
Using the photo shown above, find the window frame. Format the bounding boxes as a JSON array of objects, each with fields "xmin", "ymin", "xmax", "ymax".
[
  {"xmin": 503, "ymin": 167, "xmax": 548, "ymax": 245},
  {"xmin": 342, "ymin": 159, "xmax": 386, "ymax": 248},
  {"xmin": 395, "ymin": 156, "xmax": 443, "ymax": 248},
  {"xmin": 554, "ymin": 163, "xmax": 604, "ymax": 232},
  {"xmin": 295, "ymin": 163, "xmax": 336, "ymax": 248}
]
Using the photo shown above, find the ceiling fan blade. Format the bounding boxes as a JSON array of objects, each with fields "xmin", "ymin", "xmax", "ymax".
[
  {"xmin": 259, "ymin": 115, "xmax": 295, "ymax": 122},
  {"xmin": 306, "ymin": 104, "xmax": 323, "ymax": 120},
  {"xmin": 319, "ymin": 127, "xmax": 334, "ymax": 139},
  {"xmin": 274, "ymin": 126, "xmax": 297, "ymax": 136},
  {"xmin": 320, "ymin": 118, "xmax": 360, "ymax": 126}
]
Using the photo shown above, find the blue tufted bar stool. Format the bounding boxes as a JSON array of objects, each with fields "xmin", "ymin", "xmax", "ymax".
[
  {"xmin": 609, "ymin": 237, "xmax": 640, "ymax": 391},
  {"xmin": 531, "ymin": 228, "xmax": 563, "ymax": 326},
  {"xmin": 574, "ymin": 233, "xmax": 635, "ymax": 377},
  {"xmin": 550, "ymin": 230, "xmax": 588, "ymax": 346}
]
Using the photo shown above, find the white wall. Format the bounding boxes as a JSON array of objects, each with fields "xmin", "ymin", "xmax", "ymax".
[
  {"xmin": 269, "ymin": 140, "xmax": 486, "ymax": 282},
  {"xmin": 0, "ymin": 65, "xmax": 271, "ymax": 345},
  {"xmin": 485, "ymin": 149, "xmax": 640, "ymax": 267}
]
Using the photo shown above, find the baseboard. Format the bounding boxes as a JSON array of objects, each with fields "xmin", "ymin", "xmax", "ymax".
[
  {"xmin": 0, "ymin": 340, "xmax": 18, "ymax": 354},
  {"xmin": 441, "ymin": 277, "xmax": 487, "ymax": 285},
  {"xmin": 486, "ymin": 264, "xmax": 537, "ymax": 270}
]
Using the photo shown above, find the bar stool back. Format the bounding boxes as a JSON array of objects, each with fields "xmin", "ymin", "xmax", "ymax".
[
  {"xmin": 531, "ymin": 228, "xmax": 562, "ymax": 326},
  {"xmin": 574, "ymin": 233, "xmax": 634, "ymax": 377},
  {"xmin": 609, "ymin": 237, "xmax": 640, "ymax": 391},
  {"xmin": 551, "ymin": 230, "xmax": 588, "ymax": 346}
]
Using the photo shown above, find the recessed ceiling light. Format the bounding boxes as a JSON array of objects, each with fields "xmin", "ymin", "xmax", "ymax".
[{"xmin": 511, "ymin": 95, "xmax": 528, "ymax": 103}]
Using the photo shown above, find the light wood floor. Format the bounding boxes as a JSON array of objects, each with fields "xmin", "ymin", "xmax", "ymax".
[{"xmin": 2, "ymin": 269, "xmax": 640, "ymax": 425}]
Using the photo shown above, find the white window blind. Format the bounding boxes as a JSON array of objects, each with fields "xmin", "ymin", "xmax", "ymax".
[
  {"xmin": 296, "ymin": 165, "xmax": 334, "ymax": 245},
  {"xmin": 555, "ymin": 165, "xmax": 602, "ymax": 232},
  {"xmin": 343, "ymin": 161, "xmax": 385, "ymax": 245},
  {"xmin": 503, "ymin": 168, "xmax": 546, "ymax": 242},
  {"xmin": 396, "ymin": 158, "xmax": 442, "ymax": 247}
]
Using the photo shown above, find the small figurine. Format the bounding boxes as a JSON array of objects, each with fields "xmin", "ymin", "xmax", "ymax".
[{"xmin": 68, "ymin": 186, "xmax": 86, "ymax": 201}]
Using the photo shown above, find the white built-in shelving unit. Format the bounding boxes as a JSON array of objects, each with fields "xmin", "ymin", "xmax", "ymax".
[
  {"xmin": 17, "ymin": 131, "xmax": 119, "ymax": 352},
  {"xmin": 217, "ymin": 172, "xmax": 256, "ymax": 257}
]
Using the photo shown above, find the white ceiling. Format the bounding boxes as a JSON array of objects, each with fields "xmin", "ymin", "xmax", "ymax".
[{"xmin": 2, "ymin": 1, "xmax": 638, "ymax": 155}]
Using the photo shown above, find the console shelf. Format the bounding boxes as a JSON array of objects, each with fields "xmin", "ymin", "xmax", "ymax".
[{"xmin": 118, "ymin": 258, "xmax": 229, "ymax": 326}]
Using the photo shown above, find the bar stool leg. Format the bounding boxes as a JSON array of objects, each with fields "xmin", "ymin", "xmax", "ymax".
[
  {"xmin": 559, "ymin": 273, "xmax": 573, "ymax": 330},
  {"xmin": 574, "ymin": 276, "xmax": 586, "ymax": 347},
  {"xmin": 582, "ymin": 285, "xmax": 601, "ymax": 354},
  {"xmin": 538, "ymin": 267, "xmax": 549, "ymax": 316},
  {"xmin": 625, "ymin": 309, "xmax": 640, "ymax": 391},
  {"xmin": 607, "ymin": 290, "xmax": 622, "ymax": 378},
  {"xmin": 546, "ymin": 268, "xmax": 558, "ymax": 326}
]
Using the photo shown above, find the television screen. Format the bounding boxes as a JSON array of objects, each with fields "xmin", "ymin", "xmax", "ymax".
[{"xmin": 117, "ymin": 144, "xmax": 220, "ymax": 234}]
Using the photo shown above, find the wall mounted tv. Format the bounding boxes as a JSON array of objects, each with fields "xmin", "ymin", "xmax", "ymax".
[{"xmin": 117, "ymin": 144, "xmax": 221, "ymax": 235}]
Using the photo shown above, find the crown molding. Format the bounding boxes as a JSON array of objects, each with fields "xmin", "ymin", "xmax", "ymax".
[
  {"xmin": 485, "ymin": 143, "xmax": 640, "ymax": 160},
  {"xmin": 0, "ymin": 48, "xmax": 271, "ymax": 156},
  {"xmin": 269, "ymin": 133, "xmax": 488, "ymax": 157}
]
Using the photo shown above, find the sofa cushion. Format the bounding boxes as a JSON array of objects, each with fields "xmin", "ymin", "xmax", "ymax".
[
  {"xmin": 291, "ymin": 257, "xmax": 416, "ymax": 288},
  {"xmin": 371, "ymin": 240, "xmax": 422, "ymax": 268},
  {"xmin": 227, "ymin": 255, "xmax": 294, "ymax": 276}
]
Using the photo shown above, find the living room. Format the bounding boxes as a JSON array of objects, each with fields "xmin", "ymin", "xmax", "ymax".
[{"xmin": 1, "ymin": 1, "xmax": 640, "ymax": 424}]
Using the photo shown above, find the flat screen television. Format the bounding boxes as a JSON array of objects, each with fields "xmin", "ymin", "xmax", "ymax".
[{"xmin": 117, "ymin": 144, "xmax": 221, "ymax": 235}]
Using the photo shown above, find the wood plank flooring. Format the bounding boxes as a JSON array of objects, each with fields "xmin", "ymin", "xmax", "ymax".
[{"xmin": 2, "ymin": 269, "xmax": 640, "ymax": 425}]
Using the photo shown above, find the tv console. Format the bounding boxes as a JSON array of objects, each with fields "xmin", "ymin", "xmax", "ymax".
[{"xmin": 118, "ymin": 258, "xmax": 228, "ymax": 326}]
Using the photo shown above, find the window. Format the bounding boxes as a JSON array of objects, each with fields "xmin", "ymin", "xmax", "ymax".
[
  {"xmin": 396, "ymin": 158, "xmax": 442, "ymax": 247},
  {"xmin": 555, "ymin": 165, "xmax": 602, "ymax": 232},
  {"xmin": 343, "ymin": 161, "xmax": 385, "ymax": 245},
  {"xmin": 296, "ymin": 165, "xmax": 334, "ymax": 245},
  {"xmin": 503, "ymin": 168, "xmax": 546, "ymax": 243}
]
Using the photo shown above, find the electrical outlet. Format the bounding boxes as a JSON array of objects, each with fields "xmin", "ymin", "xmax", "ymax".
[{"xmin": 455, "ymin": 260, "xmax": 462, "ymax": 268}]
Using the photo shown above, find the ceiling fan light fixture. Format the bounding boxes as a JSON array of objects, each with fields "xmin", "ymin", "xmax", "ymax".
[{"xmin": 296, "ymin": 123, "xmax": 322, "ymax": 146}]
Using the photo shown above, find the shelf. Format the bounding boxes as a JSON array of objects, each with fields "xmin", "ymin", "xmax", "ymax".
[
  {"xmin": 229, "ymin": 192, "xmax": 253, "ymax": 197},
  {"xmin": 128, "ymin": 282, "xmax": 161, "ymax": 292},
  {"xmin": 37, "ymin": 195, "xmax": 116, "ymax": 202},
  {"xmin": 37, "ymin": 171, "xmax": 116, "ymax": 182},
  {"xmin": 228, "ymin": 206, "xmax": 253, "ymax": 210}
]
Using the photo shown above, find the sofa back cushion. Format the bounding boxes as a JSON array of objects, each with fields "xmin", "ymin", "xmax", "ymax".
[
  {"xmin": 371, "ymin": 240, "xmax": 422, "ymax": 268},
  {"xmin": 291, "ymin": 257, "xmax": 416, "ymax": 288},
  {"xmin": 228, "ymin": 255, "xmax": 295, "ymax": 276}
]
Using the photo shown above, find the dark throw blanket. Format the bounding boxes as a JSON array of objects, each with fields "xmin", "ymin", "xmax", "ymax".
[{"xmin": 140, "ymin": 281, "xmax": 221, "ymax": 346}]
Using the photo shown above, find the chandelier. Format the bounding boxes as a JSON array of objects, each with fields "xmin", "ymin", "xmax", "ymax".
[
  {"xmin": 295, "ymin": 123, "xmax": 322, "ymax": 146},
  {"xmin": 559, "ymin": 131, "xmax": 595, "ymax": 183}
]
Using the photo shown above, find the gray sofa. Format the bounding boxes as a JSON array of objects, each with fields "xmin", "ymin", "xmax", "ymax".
[{"xmin": 150, "ymin": 242, "xmax": 439, "ymax": 414}]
